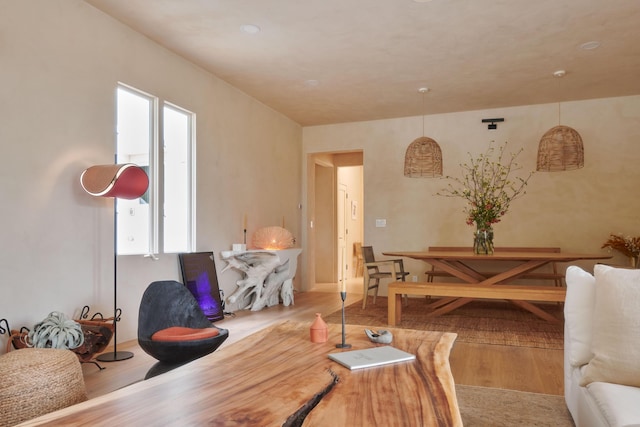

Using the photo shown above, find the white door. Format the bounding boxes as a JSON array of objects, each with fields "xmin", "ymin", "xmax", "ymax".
[{"xmin": 337, "ymin": 184, "xmax": 347, "ymax": 282}]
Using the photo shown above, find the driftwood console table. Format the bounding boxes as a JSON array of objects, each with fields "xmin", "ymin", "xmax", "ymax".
[{"xmin": 383, "ymin": 249, "xmax": 611, "ymax": 324}]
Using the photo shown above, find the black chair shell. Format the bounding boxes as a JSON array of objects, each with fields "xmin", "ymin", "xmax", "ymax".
[{"xmin": 138, "ymin": 280, "xmax": 229, "ymax": 365}]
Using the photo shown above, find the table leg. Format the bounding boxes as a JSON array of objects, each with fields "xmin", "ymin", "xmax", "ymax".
[
  {"xmin": 510, "ymin": 300, "xmax": 562, "ymax": 323},
  {"xmin": 387, "ymin": 292, "xmax": 403, "ymax": 326},
  {"xmin": 426, "ymin": 297, "xmax": 474, "ymax": 317}
]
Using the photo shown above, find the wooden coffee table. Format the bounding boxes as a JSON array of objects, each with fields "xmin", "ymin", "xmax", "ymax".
[{"xmin": 22, "ymin": 321, "xmax": 461, "ymax": 426}]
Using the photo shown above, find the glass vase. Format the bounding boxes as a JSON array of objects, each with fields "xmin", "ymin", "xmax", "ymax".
[{"xmin": 473, "ymin": 226, "xmax": 494, "ymax": 255}]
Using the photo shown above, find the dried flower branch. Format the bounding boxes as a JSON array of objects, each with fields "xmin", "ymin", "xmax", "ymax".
[
  {"xmin": 602, "ymin": 233, "xmax": 640, "ymax": 258},
  {"xmin": 438, "ymin": 141, "xmax": 533, "ymax": 230}
]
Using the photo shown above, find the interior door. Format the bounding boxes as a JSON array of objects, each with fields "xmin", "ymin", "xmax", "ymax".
[{"xmin": 337, "ymin": 184, "xmax": 347, "ymax": 282}]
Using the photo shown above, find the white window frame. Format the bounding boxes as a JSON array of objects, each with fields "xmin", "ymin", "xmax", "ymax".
[{"xmin": 116, "ymin": 82, "xmax": 195, "ymax": 256}]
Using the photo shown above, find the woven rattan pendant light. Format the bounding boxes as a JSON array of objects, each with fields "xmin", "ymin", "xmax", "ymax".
[
  {"xmin": 536, "ymin": 70, "xmax": 584, "ymax": 172},
  {"xmin": 404, "ymin": 88, "xmax": 443, "ymax": 178}
]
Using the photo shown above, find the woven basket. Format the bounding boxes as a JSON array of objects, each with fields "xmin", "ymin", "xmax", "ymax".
[
  {"xmin": 0, "ymin": 348, "xmax": 87, "ymax": 426},
  {"xmin": 536, "ymin": 125, "xmax": 584, "ymax": 171},
  {"xmin": 404, "ymin": 136, "xmax": 443, "ymax": 178},
  {"xmin": 8, "ymin": 318, "xmax": 113, "ymax": 364}
]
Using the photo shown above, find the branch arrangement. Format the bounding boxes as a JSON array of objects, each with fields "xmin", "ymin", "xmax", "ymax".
[{"xmin": 438, "ymin": 141, "xmax": 533, "ymax": 230}]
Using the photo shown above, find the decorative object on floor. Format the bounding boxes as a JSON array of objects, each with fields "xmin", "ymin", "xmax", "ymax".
[
  {"xmin": 537, "ymin": 70, "xmax": 584, "ymax": 172},
  {"xmin": 138, "ymin": 280, "xmax": 228, "ymax": 378},
  {"xmin": 26, "ymin": 311, "xmax": 84, "ymax": 349},
  {"xmin": 456, "ymin": 384, "xmax": 573, "ymax": 426},
  {"xmin": 252, "ymin": 226, "xmax": 295, "ymax": 250},
  {"xmin": 324, "ymin": 298, "xmax": 564, "ymax": 349},
  {"xmin": 2, "ymin": 311, "xmax": 114, "ymax": 370},
  {"xmin": 310, "ymin": 312, "xmax": 328, "ymax": 343},
  {"xmin": 220, "ymin": 248, "xmax": 301, "ymax": 310},
  {"xmin": 438, "ymin": 141, "xmax": 532, "ymax": 254},
  {"xmin": 365, "ymin": 329, "xmax": 393, "ymax": 344},
  {"xmin": 80, "ymin": 163, "xmax": 149, "ymax": 362},
  {"xmin": 0, "ymin": 348, "xmax": 87, "ymax": 427},
  {"xmin": 404, "ymin": 88, "xmax": 443, "ymax": 178},
  {"xmin": 601, "ymin": 233, "xmax": 640, "ymax": 268},
  {"xmin": 178, "ymin": 252, "xmax": 225, "ymax": 322},
  {"xmin": 73, "ymin": 307, "xmax": 115, "ymax": 370}
]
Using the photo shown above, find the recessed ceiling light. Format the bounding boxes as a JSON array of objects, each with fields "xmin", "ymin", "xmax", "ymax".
[
  {"xmin": 553, "ymin": 70, "xmax": 566, "ymax": 78},
  {"xmin": 304, "ymin": 79, "xmax": 320, "ymax": 87},
  {"xmin": 240, "ymin": 24, "xmax": 261, "ymax": 34},
  {"xmin": 418, "ymin": 87, "xmax": 429, "ymax": 93},
  {"xmin": 580, "ymin": 41, "xmax": 601, "ymax": 50}
]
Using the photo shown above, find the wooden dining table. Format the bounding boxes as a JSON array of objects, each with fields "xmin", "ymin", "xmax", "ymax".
[{"xmin": 383, "ymin": 249, "xmax": 611, "ymax": 322}]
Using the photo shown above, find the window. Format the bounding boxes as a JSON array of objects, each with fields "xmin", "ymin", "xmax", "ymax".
[
  {"xmin": 163, "ymin": 104, "xmax": 195, "ymax": 253},
  {"xmin": 116, "ymin": 84, "xmax": 195, "ymax": 255}
]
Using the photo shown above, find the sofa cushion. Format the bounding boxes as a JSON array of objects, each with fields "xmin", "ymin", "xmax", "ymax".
[
  {"xmin": 580, "ymin": 264, "xmax": 640, "ymax": 387},
  {"xmin": 586, "ymin": 381, "xmax": 640, "ymax": 427},
  {"xmin": 564, "ymin": 265, "xmax": 596, "ymax": 367}
]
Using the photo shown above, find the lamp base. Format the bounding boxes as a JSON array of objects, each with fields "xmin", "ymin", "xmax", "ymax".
[{"xmin": 96, "ymin": 351, "xmax": 134, "ymax": 362}]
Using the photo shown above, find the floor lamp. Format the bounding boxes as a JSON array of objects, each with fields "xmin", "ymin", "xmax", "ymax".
[{"xmin": 81, "ymin": 163, "xmax": 149, "ymax": 362}]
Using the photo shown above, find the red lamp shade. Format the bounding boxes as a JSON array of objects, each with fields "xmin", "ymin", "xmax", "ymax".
[{"xmin": 80, "ymin": 164, "xmax": 149, "ymax": 199}]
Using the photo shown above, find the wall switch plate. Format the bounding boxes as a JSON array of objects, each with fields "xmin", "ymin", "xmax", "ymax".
[
  {"xmin": 375, "ymin": 219, "xmax": 387, "ymax": 227},
  {"xmin": 412, "ymin": 275, "xmax": 418, "ymax": 282}
]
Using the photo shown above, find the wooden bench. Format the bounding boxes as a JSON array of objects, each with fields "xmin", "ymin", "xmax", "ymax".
[
  {"xmin": 425, "ymin": 246, "xmax": 565, "ymax": 287},
  {"xmin": 387, "ymin": 281, "xmax": 566, "ymax": 326}
]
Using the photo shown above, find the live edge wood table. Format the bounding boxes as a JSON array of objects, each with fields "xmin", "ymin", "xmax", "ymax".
[
  {"xmin": 383, "ymin": 250, "xmax": 611, "ymax": 325},
  {"xmin": 21, "ymin": 322, "xmax": 461, "ymax": 427}
]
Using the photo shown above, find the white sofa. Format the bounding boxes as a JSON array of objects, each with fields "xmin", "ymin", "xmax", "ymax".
[{"xmin": 564, "ymin": 264, "xmax": 640, "ymax": 427}]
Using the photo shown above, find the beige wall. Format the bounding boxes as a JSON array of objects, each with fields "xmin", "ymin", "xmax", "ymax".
[
  {"xmin": 0, "ymin": 0, "xmax": 301, "ymax": 347},
  {"xmin": 302, "ymin": 96, "xmax": 640, "ymax": 293},
  {"xmin": 2, "ymin": 0, "xmax": 638, "ymax": 352}
]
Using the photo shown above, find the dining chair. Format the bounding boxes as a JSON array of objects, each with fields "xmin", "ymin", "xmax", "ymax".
[
  {"xmin": 362, "ymin": 246, "xmax": 409, "ymax": 309},
  {"xmin": 353, "ymin": 242, "xmax": 364, "ymax": 277}
]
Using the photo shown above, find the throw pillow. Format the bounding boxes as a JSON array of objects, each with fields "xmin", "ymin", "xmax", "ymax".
[
  {"xmin": 580, "ymin": 264, "xmax": 640, "ymax": 387},
  {"xmin": 564, "ymin": 266, "xmax": 596, "ymax": 366}
]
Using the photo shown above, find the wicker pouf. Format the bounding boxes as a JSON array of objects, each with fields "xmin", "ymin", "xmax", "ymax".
[{"xmin": 0, "ymin": 348, "xmax": 87, "ymax": 427}]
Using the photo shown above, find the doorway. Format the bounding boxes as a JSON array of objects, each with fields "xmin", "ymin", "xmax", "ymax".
[{"xmin": 308, "ymin": 152, "xmax": 363, "ymax": 286}]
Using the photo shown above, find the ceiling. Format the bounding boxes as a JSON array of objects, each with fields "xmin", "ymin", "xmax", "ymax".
[{"xmin": 85, "ymin": 0, "xmax": 640, "ymax": 127}]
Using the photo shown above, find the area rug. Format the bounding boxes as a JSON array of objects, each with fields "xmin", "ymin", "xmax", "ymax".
[
  {"xmin": 456, "ymin": 384, "xmax": 573, "ymax": 426},
  {"xmin": 324, "ymin": 297, "xmax": 564, "ymax": 349}
]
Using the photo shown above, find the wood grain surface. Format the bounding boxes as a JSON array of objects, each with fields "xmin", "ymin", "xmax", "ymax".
[{"xmin": 21, "ymin": 322, "xmax": 460, "ymax": 427}]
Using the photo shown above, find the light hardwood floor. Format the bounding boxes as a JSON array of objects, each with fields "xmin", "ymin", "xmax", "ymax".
[{"xmin": 82, "ymin": 279, "xmax": 564, "ymax": 400}]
